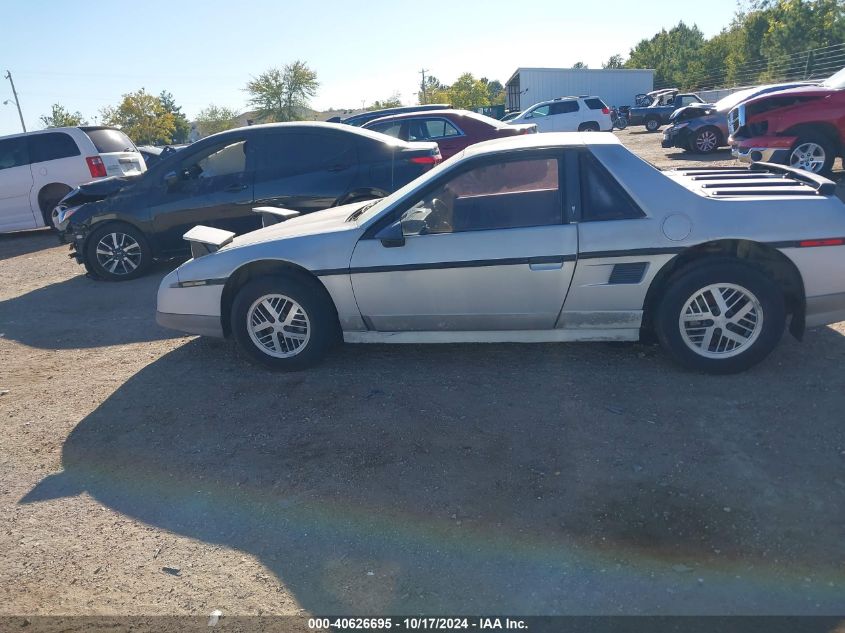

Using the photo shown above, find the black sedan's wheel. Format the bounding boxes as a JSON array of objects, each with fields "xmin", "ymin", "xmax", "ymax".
[
  {"xmin": 692, "ymin": 128, "xmax": 721, "ymax": 154},
  {"xmin": 231, "ymin": 276, "xmax": 339, "ymax": 370},
  {"xmin": 84, "ymin": 223, "xmax": 152, "ymax": 281},
  {"xmin": 645, "ymin": 117, "xmax": 661, "ymax": 132},
  {"xmin": 655, "ymin": 261, "xmax": 785, "ymax": 374}
]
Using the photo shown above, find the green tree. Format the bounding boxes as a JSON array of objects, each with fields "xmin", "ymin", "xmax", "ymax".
[
  {"xmin": 418, "ymin": 75, "xmax": 445, "ymax": 104},
  {"xmin": 485, "ymin": 79, "xmax": 505, "ymax": 104},
  {"xmin": 194, "ymin": 105, "xmax": 240, "ymax": 137},
  {"xmin": 602, "ymin": 54, "xmax": 625, "ymax": 69},
  {"xmin": 158, "ymin": 91, "xmax": 190, "ymax": 144},
  {"xmin": 444, "ymin": 73, "xmax": 492, "ymax": 110},
  {"xmin": 571, "ymin": 61, "xmax": 589, "ymax": 69},
  {"xmin": 40, "ymin": 103, "xmax": 87, "ymax": 128},
  {"xmin": 100, "ymin": 89, "xmax": 175, "ymax": 145},
  {"xmin": 246, "ymin": 60, "xmax": 319, "ymax": 122},
  {"xmin": 368, "ymin": 92, "xmax": 403, "ymax": 110},
  {"xmin": 625, "ymin": 21, "xmax": 706, "ymax": 88}
]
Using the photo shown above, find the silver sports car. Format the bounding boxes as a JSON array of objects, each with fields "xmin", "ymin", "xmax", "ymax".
[{"xmin": 156, "ymin": 133, "xmax": 845, "ymax": 374}]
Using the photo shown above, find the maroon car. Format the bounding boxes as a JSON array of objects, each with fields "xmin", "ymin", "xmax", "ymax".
[{"xmin": 362, "ymin": 109, "xmax": 537, "ymax": 159}]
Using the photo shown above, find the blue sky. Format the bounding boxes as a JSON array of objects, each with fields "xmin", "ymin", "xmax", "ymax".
[{"xmin": 0, "ymin": 0, "xmax": 741, "ymax": 135}]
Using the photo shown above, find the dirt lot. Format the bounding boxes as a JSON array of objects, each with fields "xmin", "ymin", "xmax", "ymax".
[{"xmin": 2, "ymin": 130, "xmax": 845, "ymax": 618}]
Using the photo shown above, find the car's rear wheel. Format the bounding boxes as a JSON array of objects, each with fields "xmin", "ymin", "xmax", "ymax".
[
  {"xmin": 692, "ymin": 127, "xmax": 721, "ymax": 153},
  {"xmin": 645, "ymin": 117, "xmax": 661, "ymax": 132},
  {"xmin": 231, "ymin": 275, "xmax": 339, "ymax": 370},
  {"xmin": 578, "ymin": 121, "xmax": 600, "ymax": 132},
  {"xmin": 84, "ymin": 223, "xmax": 152, "ymax": 281},
  {"xmin": 788, "ymin": 134, "xmax": 834, "ymax": 174},
  {"xmin": 655, "ymin": 261, "xmax": 785, "ymax": 374},
  {"xmin": 38, "ymin": 184, "xmax": 72, "ymax": 231}
]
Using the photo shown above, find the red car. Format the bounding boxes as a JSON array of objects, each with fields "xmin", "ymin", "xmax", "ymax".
[
  {"xmin": 729, "ymin": 67, "xmax": 845, "ymax": 173},
  {"xmin": 362, "ymin": 109, "xmax": 537, "ymax": 159}
]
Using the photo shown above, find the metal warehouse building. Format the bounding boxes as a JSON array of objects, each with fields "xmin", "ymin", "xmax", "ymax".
[{"xmin": 505, "ymin": 68, "xmax": 654, "ymax": 112}]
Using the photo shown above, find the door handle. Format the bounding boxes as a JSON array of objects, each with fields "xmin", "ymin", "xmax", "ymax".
[
  {"xmin": 529, "ymin": 261, "xmax": 564, "ymax": 271},
  {"xmin": 224, "ymin": 184, "xmax": 248, "ymax": 192}
]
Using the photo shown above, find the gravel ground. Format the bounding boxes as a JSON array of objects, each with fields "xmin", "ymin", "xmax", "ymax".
[{"xmin": 2, "ymin": 129, "xmax": 845, "ymax": 619}]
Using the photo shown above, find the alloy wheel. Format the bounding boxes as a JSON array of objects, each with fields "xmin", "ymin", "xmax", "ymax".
[
  {"xmin": 247, "ymin": 294, "xmax": 311, "ymax": 358},
  {"xmin": 678, "ymin": 283, "xmax": 763, "ymax": 359},
  {"xmin": 95, "ymin": 232, "xmax": 143, "ymax": 276},
  {"xmin": 789, "ymin": 142, "xmax": 826, "ymax": 173},
  {"xmin": 695, "ymin": 130, "xmax": 718, "ymax": 152}
]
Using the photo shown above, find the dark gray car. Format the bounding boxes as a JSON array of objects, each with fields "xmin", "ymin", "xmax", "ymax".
[{"xmin": 662, "ymin": 82, "xmax": 813, "ymax": 153}]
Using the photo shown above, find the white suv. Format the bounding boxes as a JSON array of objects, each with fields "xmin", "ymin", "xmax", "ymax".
[
  {"xmin": 507, "ymin": 96, "xmax": 613, "ymax": 133},
  {"xmin": 0, "ymin": 126, "xmax": 146, "ymax": 233}
]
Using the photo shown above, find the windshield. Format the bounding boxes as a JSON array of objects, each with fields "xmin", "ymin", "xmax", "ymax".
[
  {"xmin": 823, "ymin": 66, "xmax": 845, "ymax": 89},
  {"xmin": 355, "ymin": 151, "xmax": 465, "ymax": 225},
  {"xmin": 715, "ymin": 88, "xmax": 758, "ymax": 111}
]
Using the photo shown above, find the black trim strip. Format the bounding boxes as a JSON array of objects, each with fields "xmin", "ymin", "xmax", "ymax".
[
  {"xmin": 175, "ymin": 278, "xmax": 227, "ymax": 288},
  {"xmin": 578, "ymin": 246, "xmax": 684, "ymax": 260},
  {"xmin": 314, "ymin": 255, "xmax": 575, "ymax": 276}
]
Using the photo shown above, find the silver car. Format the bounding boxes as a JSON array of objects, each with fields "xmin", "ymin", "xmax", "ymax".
[{"xmin": 156, "ymin": 133, "xmax": 845, "ymax": 374}]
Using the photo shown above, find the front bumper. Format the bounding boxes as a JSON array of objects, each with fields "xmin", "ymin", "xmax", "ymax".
[
  {"xmin": 661, "ymin": 125, "xmax": 691, "ymax": 149},
  {"xmin": 58, "ymin": 225, "xmax": 88, "ymax": 264},
  {"xmin": 156, "ymin": 311, "xmax": 225, "ymax": 337},
  {"xmin": 730, "ymin": 135, "xmax": 795, "ymax": 165}
]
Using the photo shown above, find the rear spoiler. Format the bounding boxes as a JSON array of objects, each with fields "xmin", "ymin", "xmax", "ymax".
[
  {"xmin": 749, "ymin": 162, "xmax": 837, "ymax": 195},
  {"xmin": 183, "ymin": 225, "xmax": 235, "ymax": 259},
  {"xmin": 253, "ymin": 206, "xmax": 301, "ymax": 227}
]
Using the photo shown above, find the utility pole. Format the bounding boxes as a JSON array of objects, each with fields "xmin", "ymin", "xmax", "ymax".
[
  {"xmin": 4, "ymin": 70, "xmax": 26, "ymax": 132},
  {"xmin": 419, "ymin": 68, "xmax": 428, "ymax": 104}
]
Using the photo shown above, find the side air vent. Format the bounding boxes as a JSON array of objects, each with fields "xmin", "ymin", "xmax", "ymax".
[{"xmin": 609, "ymin": 262, "xmax": 648, "ymax": 284}]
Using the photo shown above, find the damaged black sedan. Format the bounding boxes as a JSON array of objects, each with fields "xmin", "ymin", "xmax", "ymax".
[
  {"xmin": 55, "ymin": 122, "xmax": 441, "ymax": 280},
  {"xmin": 661, "ymin": 82, "xmax": 811, "ymax": 154}
]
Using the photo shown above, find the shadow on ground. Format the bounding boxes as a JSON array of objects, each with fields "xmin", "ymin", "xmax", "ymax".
[
  {"xmin": 21, "ymin": 327, "xmax": 845, "ymax": 613},
  {"xmin": 0, "ymin": 229, "xmax": 57, "ymax": 261},
  {"xmin": 0, "ymin": 261, "xmax": 182, "ymax": 349}
]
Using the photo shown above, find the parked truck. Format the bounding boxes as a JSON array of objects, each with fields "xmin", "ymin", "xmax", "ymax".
[{"xmin": 628, "ymin": 92, "xmax": 704, "ymax": 132}]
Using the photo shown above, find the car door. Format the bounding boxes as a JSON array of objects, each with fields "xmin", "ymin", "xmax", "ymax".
[
  {"xmin": 252, "ymin": 130, "xmax": 358, "ymax": 213},
  {"xmin": 406, "ymin": 117, "xmax": 466, "ymax": 159},
  {"xmin": 550, "ymin": 100, "xmax": 581, "ymax": 131},
  {"xmin": 0, "ymin": 136, "xmax": 36, "ymax": 232},
  {"xmin": 350, "ymin": 153, "xmax": 577, "ymax": 331},
  {"xmin": 524, "ymin": 104, "xmax": 553, "ymax": 133},
  {"xmin": 150, "ymin": 136, "xmax": 255, "ymax": 253}
]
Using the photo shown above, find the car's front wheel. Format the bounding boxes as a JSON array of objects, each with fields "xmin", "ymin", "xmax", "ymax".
[
  {"xmin": 231, "ymin": 275, "xmax": 339, "ymax": 370},
  {"xmin": 84, "ymin": 223, "xmax": 152, "ymax": 281},
  {"xmin": 645, "ymin": 117, "xmax": 661, "ymax": 132},
  {"xmin": 655, "ymin": 261, "xmax": 785, "ymax": 374},
  {"xmin": 788, "ymin": 134, "xmax": 834, "ymax": 174},
  {"xmin": 692, "ymin": 127, "xmax": 721, "ymax": 153}
]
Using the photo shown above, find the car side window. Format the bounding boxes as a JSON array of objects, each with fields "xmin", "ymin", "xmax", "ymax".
[
  {"xmin": 529, "ymin": 105, "xmax": 550, "ymax": 118},
  {"xmin": 29, "ymin": 132, "xmax": 81, "ymax": 163},
  {"xmin": 193, "ymin": 141, "xmax": 247, "ymax": 179},
  {"xmin": 367, "ymin": 121, "xmax": 402, "ymax": 138},
  {"xmin": 579, "ymin": 152, "xmax": 645, "ymax": 221},
  {"xmin": 399, "ymin": 157, "xmax": 562, "ymax": 236},
  {"xmin": 257, "ymin": 132, "xmax": 357, "ymax": 177},
  {"xmin": 0, "ymin": 137, "xmax": 30, "ymax": 170},
  {"xmin": 407, "ymin": 118, "xmax": 461, "ymax": 140},
  {"xmin": 551, "ymin": 101, "xmax": 579, "ymax": 115}
]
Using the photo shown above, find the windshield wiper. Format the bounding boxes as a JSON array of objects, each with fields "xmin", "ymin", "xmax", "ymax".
[{"xmin": 346, "ymin": 200, "xmax": 378, "ymax": 222}]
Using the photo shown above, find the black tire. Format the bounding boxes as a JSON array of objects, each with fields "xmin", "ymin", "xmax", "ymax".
[
  {"xmin": 231, "ymin": 275, "xmax": 339, "ymax": 371},
  {"xmin": 84, "ymin": 223, "xmax": 152, "ymax": 281},
  {"xmin": 645, "ymin": 117, "xmax": 661, "ymax": 132},
  {"xmin": 615, "ymin": 116, "xmax": 628, "ymax": 130},
  {"xmin": 655, "ymin": 260, "xmax": 785, "ymax": 374},
  {"xmin": 788, "ymin": 133, "xmax": 835, "ymax": 174},
  {"xmin": 578, "ymin": 121, "xmax": 600, "ymax": 132},
  {"xmin": 691, "ymin": 127, "xmax": 722, "ymax": 154},
  {"xmin": 38, "ymin": 184, "xmax": 72, "ymax": 231}
]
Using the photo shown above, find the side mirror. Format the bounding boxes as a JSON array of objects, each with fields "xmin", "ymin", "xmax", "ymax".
[
  {"xmin": 164, "ymin": 171, "xmax": 180, "ymax": 188},
  {"xmin": 375, "ymin": 220, "xmax": 405, "ymax": 248}
]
